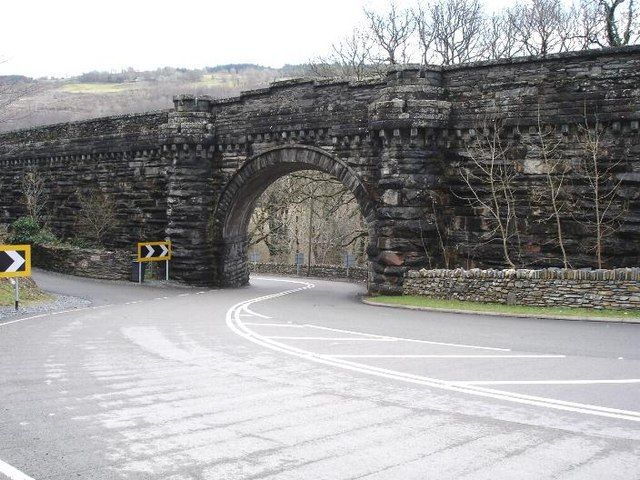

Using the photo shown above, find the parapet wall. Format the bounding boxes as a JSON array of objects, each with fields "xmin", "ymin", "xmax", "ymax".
[{"xmin": 404, "ymin": 268, "xmax": 640, "ymax": 310}]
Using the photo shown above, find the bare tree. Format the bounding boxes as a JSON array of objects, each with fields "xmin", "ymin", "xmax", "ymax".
[
  {"xmin": 429, "ymin": 0, "xmax": 485, "ymax": 65},
  {"xmin": 364, "ymin": 2, "xmax": 416, "ymax": 64},
  {"xmin": 575, "ymin": 0, "xmax": 606, "ymax": 49},
  {"xmin": 528, "ymin": 109, "xmax": 571, "ymax": 267},
  {"xmin": 576, "ymin": 114, "xmax": 626, "ymax": 268},
  {"xmin": 482, "ymin": 12, "xmax": 523, "ymax": 60},
  {"xmin": 75, "ymin": 189, "xmax": 118, "ymax": 246},
  {"xmin": 307, "ymin": 29, "xmax": 380, "ymax": 80},
  {"xmin": 413, "ymin": 4, "xmax": 436, "ymax": 64},
  {"xmin": 507, "ymin": 0, "xmax": 575, "ymax": 57},
  {"xmin": 248, "ymin": 171, "xmax": 367, "ymax": 266},
  {"xmin": 457, "ymin": 117, "xmax": 521, "ymax": 268},
  {"xmin": 21, "ymin": 169, "xmax": 49, "ymax": 226},
  {"xmin": 598, "ymin": 0, "xmax": 638, "ymax": 46}
]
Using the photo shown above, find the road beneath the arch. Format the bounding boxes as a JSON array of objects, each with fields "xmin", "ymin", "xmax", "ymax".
[{"xmin": 0, "ymin": 272, "xmax": 639, "ymax": 479}]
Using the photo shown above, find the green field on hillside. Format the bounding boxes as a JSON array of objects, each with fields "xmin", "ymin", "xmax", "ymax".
[{"xmin": 60, "ymin": 82, "xmax": 137, "ymax": 94}]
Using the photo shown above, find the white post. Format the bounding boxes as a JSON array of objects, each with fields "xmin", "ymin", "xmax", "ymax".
[
  {"xmin": 166, "ymin": 260, "xmax": 169, "ymax": 281},
  {"xmin": 138, "ymin": 262, "xmax": 142, "ymax": 284}
]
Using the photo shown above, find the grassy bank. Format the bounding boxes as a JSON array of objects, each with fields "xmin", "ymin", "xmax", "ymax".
[
  {"xmin": 0, "ymin": 278, "xmax": 53, "ymax": 307},
  {"xmin": 367, "ymin": 295, "xmax": 640, "ymax": 320}
]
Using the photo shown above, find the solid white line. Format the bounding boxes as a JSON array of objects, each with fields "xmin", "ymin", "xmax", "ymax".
[
  {"xmin": 243, "ymin": 322, "xmax": 305, "ymax": 328},
  {"xmin": 241, "ymin": 305, "xmax": 271, "ymax": 319},
  {"xmin": 452, "ymin": 379, "xmax": 640, "ymax": 385},
  {"xmin": 227, "ymin": 277, "xmax": 640, "ymax": 422},
  {"xmin": 326, "ymin": 354, "xmax": 566, "ymax": 359},
  {"xmin": 0, "ymin": 458, "xmax": 35, "ymax": 480},
  {"xmin": 0, "ymin": 308, "xmax": 93, "ymax": 327},
  {"xmin": 304, "ymin": 324, "xmax": 511, "ymax": 352},
  {"xmin": 265, "ymin": 336, "xmax": 397, "ymax": 341}
]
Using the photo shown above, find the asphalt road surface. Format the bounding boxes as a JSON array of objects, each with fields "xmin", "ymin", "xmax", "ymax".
[{"xmin": 1, "ymin": 271, "xmax": 639, "ymax": 479}]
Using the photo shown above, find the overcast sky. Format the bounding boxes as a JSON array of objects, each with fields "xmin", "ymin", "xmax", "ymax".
[{"xmin": 1, "ymin": 0, "xmax": 515, "ymax": 78}]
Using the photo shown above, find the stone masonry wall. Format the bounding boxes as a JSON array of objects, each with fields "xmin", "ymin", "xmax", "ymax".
[
  {"xmin": 33, "ymin": 244, "xmax": 133, "ymax": 281},
  {"xmin": 0, "ymin": 112, "xmax": 172, "ymax": 249},
  {"xmin": 249, "ymin": 263, "xmax": 368, "ymax": 281},
  {"xmin": 404, "ymin": 268, "xmax": 640, "ymax": 310},
  {"xmin": 0, "ymin": 47, "xmax": 638, "ymax": 291}
]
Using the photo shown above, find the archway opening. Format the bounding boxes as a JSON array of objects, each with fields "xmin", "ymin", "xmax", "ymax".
[
  {"xmin": 248, "ymin": 170, "xmax": 369, "ymax": 268},
  {"xmin": 212, "ymin": 146, "xmax": 377, "ymax": 287}
]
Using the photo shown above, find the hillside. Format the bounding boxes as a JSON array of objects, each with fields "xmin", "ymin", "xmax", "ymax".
[{"xmin": 0, "ymin": 64, "xmax": 308, "ymax": 132}]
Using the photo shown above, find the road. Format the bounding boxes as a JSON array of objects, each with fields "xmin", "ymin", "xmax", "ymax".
[{"xmin": 0, "ymin": 271, "xmax": 639, "ymax": 479}]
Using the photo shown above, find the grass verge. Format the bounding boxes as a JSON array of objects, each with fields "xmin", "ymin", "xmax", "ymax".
[
  {"xmin": 367, "ymin": 295, "xmax": 640, "ymax": 320},
  {"xmin": 0, "ymin": 278, "xmax": 53, "ymax": 307}
]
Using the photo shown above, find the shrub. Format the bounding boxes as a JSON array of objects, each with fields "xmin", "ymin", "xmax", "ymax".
[{"xmin": 9, "ymin": 216, "xmax": 57, "ymax": 245}]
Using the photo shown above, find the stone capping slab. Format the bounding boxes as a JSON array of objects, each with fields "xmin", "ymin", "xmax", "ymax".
[
  {"xmin": 440, "ymin": 44, "xmax": 640, "ymax": 71},
  {"xmin": 0, "ymin": 110, "xmax": 171, "ymax": 140},
  {"xmin": 407, "ymin": 267, "xmax": 640, "ymax": 281}
]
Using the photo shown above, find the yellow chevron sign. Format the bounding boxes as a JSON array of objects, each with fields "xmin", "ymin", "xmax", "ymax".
[
  {"xmin": 0, "ymin": 245, "xmax": 31, "ymax": 278},
  {"xmin": 137, "ymin": 241, "xmax": 172, "ymax": 262}
]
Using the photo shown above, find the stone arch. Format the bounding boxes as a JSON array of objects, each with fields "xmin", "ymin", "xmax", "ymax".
[{"xmin": 212, "ymin": 145, "xmax": 377, "ymax": 287}]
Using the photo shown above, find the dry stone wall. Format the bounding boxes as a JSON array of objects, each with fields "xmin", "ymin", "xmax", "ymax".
[{"xmin": 404, "ymin": 268, "xmax": 640, "ymax": 310}]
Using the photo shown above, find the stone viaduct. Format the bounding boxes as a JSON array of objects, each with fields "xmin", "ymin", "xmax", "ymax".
[{"xmin": 0, "ymin": 47, "xmax": 639, "ymax": 293}]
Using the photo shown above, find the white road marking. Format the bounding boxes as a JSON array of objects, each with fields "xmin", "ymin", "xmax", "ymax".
[
  {"xmin": 0, "ymin": 308, "xmax": 92, "ymax": 327},
  {"xmin": 227, "ymin": 278, "xmax": 640, "ymax": 423},
  {"xmin": 241, "ymin": 305, "xmax": 271, "ymax": 319},
  {"xmin": 326, "ymin": 354, "xmax": 566, "ymax": 359},
  {"xmin": 243, "ymin": 322, "xmax": 305, "ymax": 327},
  {"xmin": 303, "ymin": 324, "xmax": 512, "ymax": 352},
  {"xmin": 452, "ymin": 379, "xmax": 640, "ymax": 385},
  {"xmin": 266, "ymin": 336, "xmax": 397, "ymax": 341},
  {"xmin": 0, "ymin": 458, "xmax": 35, "ymax": 480}
]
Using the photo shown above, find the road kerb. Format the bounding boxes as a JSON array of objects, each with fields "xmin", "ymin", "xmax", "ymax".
[{"xmin": 361, "ymin": 298, "xmax": 640, "ymax": 324}]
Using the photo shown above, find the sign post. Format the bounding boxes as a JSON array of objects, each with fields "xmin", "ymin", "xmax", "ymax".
[
  {"xmin": 343, "ymin": 252, "xmax": 356, "ymax": 277},
  {"xmin": 295, "ymin": 252, "xmax": 304, "ymax": 276},
  {"xmin": 0, "ymin": 244, "xmax": 31, "ymax": 311},
  {"xmin": 137, "ymin": 241, "xmax": 172, "ymax": 284}
]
